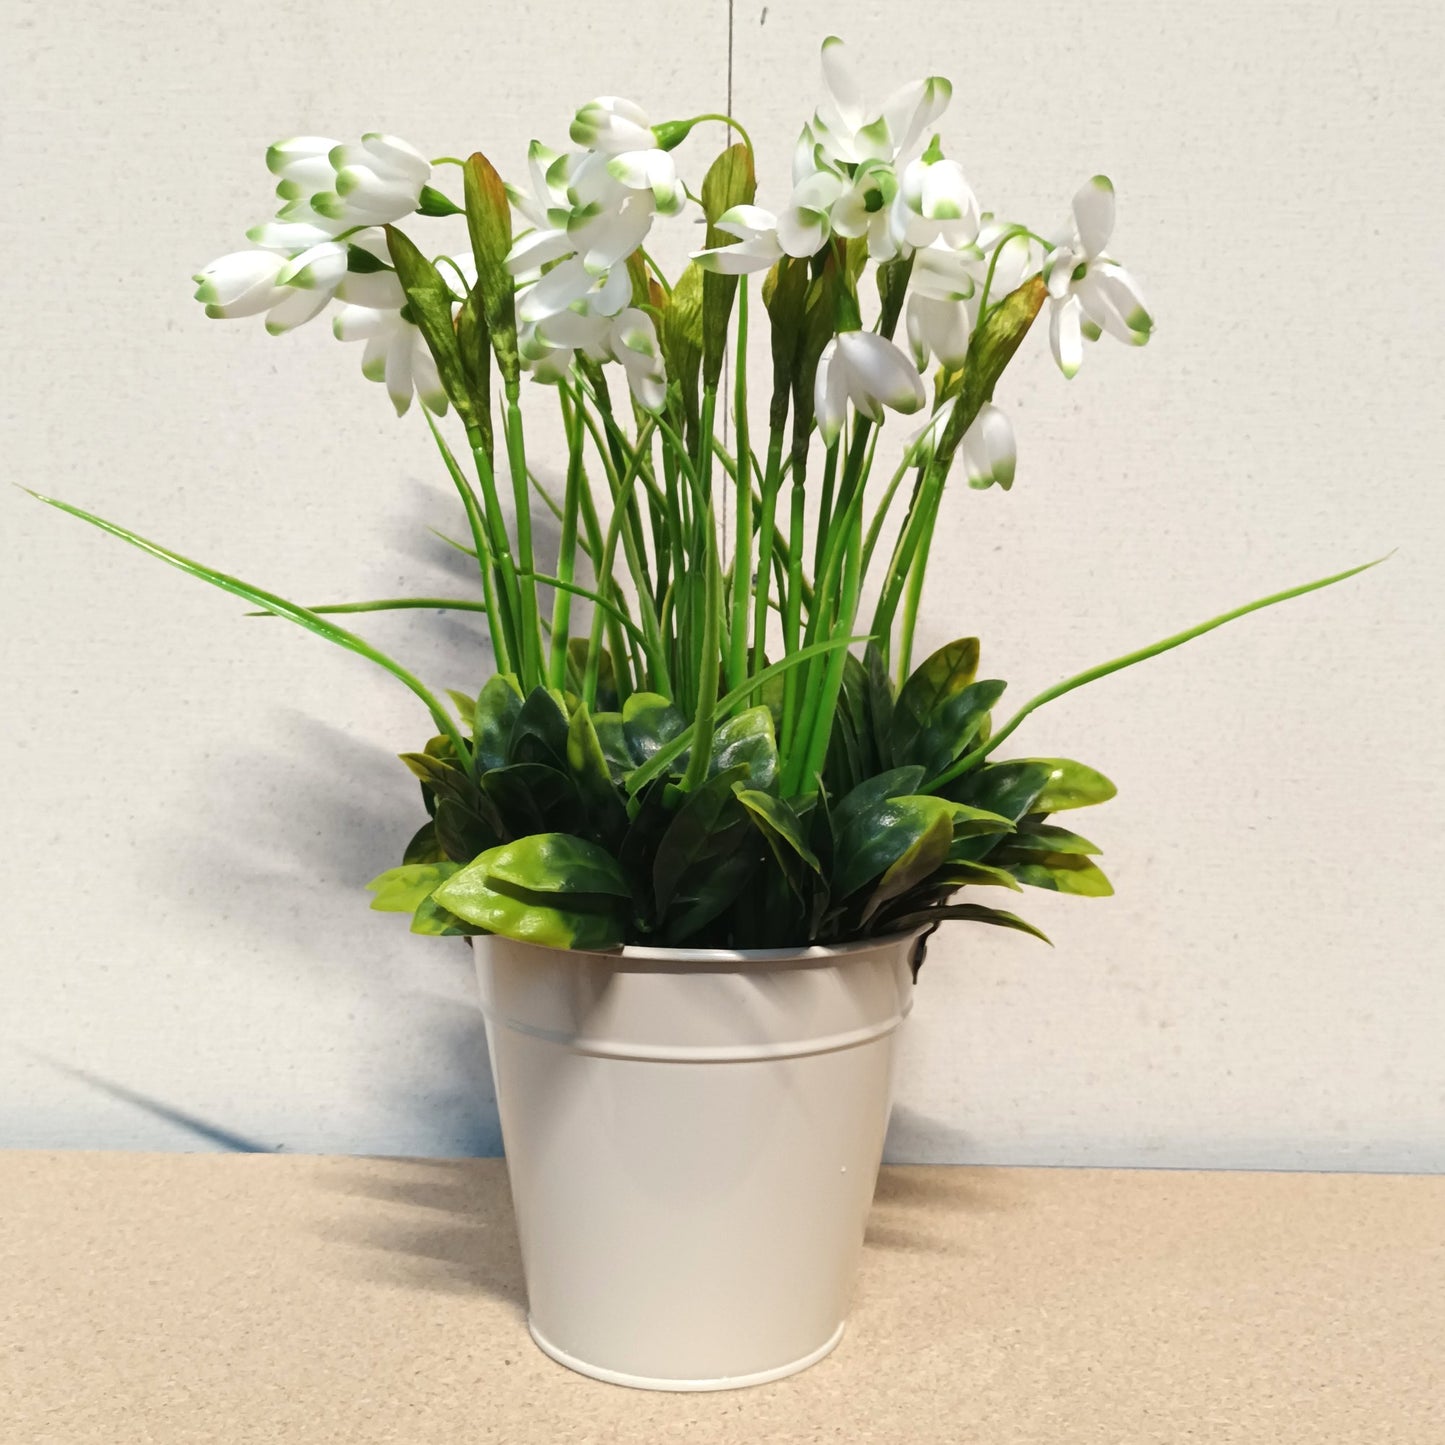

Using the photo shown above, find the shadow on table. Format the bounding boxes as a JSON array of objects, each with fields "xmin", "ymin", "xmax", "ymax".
[
  {"xmin": 866, "ymin": 1105, "xmax": 1026, "ymax": 1254},
  {"xmin": 318, "ymin": 1158, "xmax": 527, "ymax": 1315}
]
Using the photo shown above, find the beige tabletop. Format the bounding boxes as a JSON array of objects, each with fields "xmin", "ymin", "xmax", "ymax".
[{"xmin": 2, "ymin": 1154, "xmax": 1441, "ymax": 1443}]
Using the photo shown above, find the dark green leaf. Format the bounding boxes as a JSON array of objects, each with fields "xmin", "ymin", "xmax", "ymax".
[
  {"xmin": 507, "ymin": 687, "xmax": 570, "ymax": 768},
  {"xmin": 1006, "ymin": 821, "xmax": 1102, "ymax": 856},
  {"xmin": 832, "ymin": 767, "xmax": 926, "ymax": 836},
  {"xmin": 474, "ymin": 673, "xmax": 524, "ymax": 771},
  {"xmin": 402, "ymin": 821, "xmax": 446, "ymax": 865},
  {"xmin": 653, "ymin": 764, "xmax": 750, "ymax": 917},
  {"xmin": 893, "ymin": 637, "xmax": 981, "ymax": 757},
  {"xmin": 417, "ymin": 184, "xmax": 464, "ymax": 217},
  {"xmin": 832, "ymin": 793, "xmax": 956, "ymax": 901},
  {"xmin": 860, "ymin": 801, "xmax": 956, "ymax": 924},
  {"xmin": 481, "ymin": 763, "xmax": 579, "ymax": 838},
  {"xmin": 887, "ymin": 902, "xmax": 1053, "ymax": 945}
]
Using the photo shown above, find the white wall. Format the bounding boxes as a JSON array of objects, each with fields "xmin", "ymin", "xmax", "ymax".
[{"xmin": 3, "ymin": 0, "xmax": 1441, "ymax": 1167}]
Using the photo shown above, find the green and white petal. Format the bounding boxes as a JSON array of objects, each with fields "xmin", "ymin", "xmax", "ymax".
[
  {"xmin": 246, "ymin": 220, "xmax": 334, "ymax": 254},
  {"xmin": 360, "ymin": 132, "xmax": 430, "ymax": 184},
  {"xmin": 335, "ymin": 269, "xmax": 404, "ymax": 309},
  {"xmin": 410, "ymin": 334, "xmax": 448, "ymax": 415},
  {"xmin": 571, "ymin": 96, "xmax": 656, "ymax": 155},
  {"xmin": 192, "ymin": 250, "xmax": 288, "ymax": 316},
  {"xmin": 266, "ymin": 136, "xmax": 336, "ymax": 179},
  {"xmin": 609, "ymin": 308, "xmax": 668, "ymax": 413},
  {"xmin": 813, "ymin": 339, "xmax": 848, "ymax": 448},
  {"xmin": 517, "ymin": 257, "xmax": 595, "ymax": 324},
  {"xmin": 575, "ymin": 190, "xmax": 655, "ymax": 276},
  {"xmin": 1080, "ymin": 261, "xmax": 1154, "ymax": 343},
  {"xmin": 836, "ymin": 330, "xmax": 926, "ymax": 418},
  {"xmin": 1043, "ymin": 243, "xmax": 1084, "ymax": 300},
  {"xmin": 537, "ymin": 306, "xmax": 612, "ymax": 350},
  {"xmin": 1049, "ymin": 294, "xmax": 1085, "ymax": 379},
  {"xmin": 506, "ymin": 226, "xmax": 575, "ymax": 278},
  {"xmin": 1072, "ymin": 174, "xmax": 1115, "ymax": 259},
  {"xmin": 263, "ymin": 284, "xmax": 331, "ymax": 335},
  {"xmin": 961, "ymin": 403, "xmax": 1016, "ymax": 490},
  {"xmin": 332, "ymin": 165, "xmax": 423, "ymax": 223},
  {"xmin": 275, "ymin": 240, "xmax": 348, "ymax": 292},
  {"xmin": 820, "ymin": 36, "xmax": 866, "ymax": 131},
  {"xmin": 906, "ymin": 293, "xmax": 971, "ymax": 368},
  {"xmin": 884, "ymin": 74, "xmax": 952, "ymax": 159},
  {"xmin": 383, "ymin": 331, "xmax": 415, "ymax": 415},
  {"xmin": 331, "ymin": 302, "xmax": 388, "ymax": 342}
]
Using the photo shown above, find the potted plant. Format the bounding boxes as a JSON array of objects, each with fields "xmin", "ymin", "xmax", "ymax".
[{"xmin": 31, "ymin": 37, "xmax": 1378, "ymax": 1391}]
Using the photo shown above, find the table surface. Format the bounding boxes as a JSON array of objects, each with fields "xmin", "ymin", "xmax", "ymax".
[{"xmin": 2, "ymin": 1154, "xmax": 1441, "ymax": 1443}]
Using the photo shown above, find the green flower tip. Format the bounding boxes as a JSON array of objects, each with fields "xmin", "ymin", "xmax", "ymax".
[
  {"xmin": 263, "ymin": 318, "xmax": 291, "ymax": 336},
  {"xmin": 192, "ymin": 276, "xmax": 216, "ymax": 303},
  {"xmin": 821, "ymin": 34, "xmax": 844, "ymax": 52},
  {"xmin": 361, "ymin": 357, "xmax": 387, "ymax": 382},
  {"xmin": 1090, "ymin": 174, "xmax": 1115, "ymax": 194},
  {"xmin": 203, "ymin": 303, "xmax": 228, "ymax": 319},
  {"xmin": 264, "ymin": 143, "xmax": 287, "ymax": 175},
  {"xmin": 922, "ymin": 133, "xmax": 945, "ymax": 164},
  {"xmin": 926, "ymin": 76, "xmax": 953, "ymax": 105}
]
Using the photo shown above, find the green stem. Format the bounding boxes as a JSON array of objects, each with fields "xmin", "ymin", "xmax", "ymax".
[
  {"xmin": 464, "ymin": 419, "xmax": 527, "ymax": 677},
  {"xmin": 896, "ymin": 482, "xmax": 944, "ymax": 684},
  {"xmin": 501, "ymin": 394, "xmax": 544, "ymax": 687},
  {"xmin": 547, "ymin": 394, "xmax": 586, "ymax": 689},
  {"xmin": 726, "ymin": 280, "xmax": 752, "ymax": 693},
  {"xmin": 751, "ymin": 429, "xmax": 787, "ymax": 692},
  {"xmin": 423, "ymin": 412, "xmax": 511, "ymax": 675},
  {"xmin": 925, "ymin": 555, "xmax": 1391, "ymax": 792}
]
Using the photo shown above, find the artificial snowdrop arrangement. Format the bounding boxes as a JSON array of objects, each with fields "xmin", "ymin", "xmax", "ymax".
[{"xmin": 36, "ymin": 37, "xmax": 1377, "ymax": 962}]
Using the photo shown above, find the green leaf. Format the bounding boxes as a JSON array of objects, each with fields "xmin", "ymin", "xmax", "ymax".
[
  {"xmin": 383, "ymin": 225, "xmax": 470, "ymax": 425},
  {"xmin": 410, "ymin": 894, "xmax": 483, "ymax": 936},
  {"xmin": 832, "ymin": 793, "xmax": 957, "ymax": 901},
  {"xmin": 590, "ymin": 711, "xmax": 633, "ymax": 784},
  {"xmin": 661, "ymin": 263, "xmax": 704, "ymax": 436},
  {"xmin": 709, "ymin": 706, "xmax": 779, "ymax": 791},
  {"xmin": 480, "ymin": 832, "xmax": 630, "ymax": 897},
  {"xmin": 1026, "ymin": 759, "xmax": 1118, "ymax": 813},
  {"xmin": 894, "ymin": 638, "xmax": 980, "ymax": 751},
  {"xmin": 622, "ymin": 691, "xmax": 688, "ymax": 768},
  {"xmin": 899, "ymin": 678, "xmax": 1007, "ymax": 781},
  {"xmin": 1005, "ymin": 854, "xmax": 1114, "ymax": 897},
  {"xmin": 945, "ymin": 759, "xmax": 1056, "ymax": 823},
  {"xmin": 455, "ymin": 285, "xmax": 493, "ymax": 458},
  {"xmin": 860, "ymin": 800, "xmax": 956, "ymax": 924},
  {"xmin": 367, "ymin": 862, "xmax": 462, "ymax": 913},
  {"xmin": 507, "ymin": 687, "xmax": 570, "ymax": 768},
  {"xmin": 567, "ymin": 701, "xmax": 627, "ymax": 842},
  {"xmin": 653, "ymin": 764, "xmax": 751, "ymax": 917},
  {"xmin": 462, "ymin": 151, "xmax": 519, "ymax": 384},
  {"xmin": 863, "ymin": 642, "xmax": 896, "ymax": 770},
  {"xmin": 887, "ymin": 902, "xmax": 1053, "ymax": 945},
  {"xmin": 480, "ymin": 763, "xmax": 579, "ymax": 838},
  {"xmin": 417, "ymin": 184, "xmax": 464, "ymax": 217},
  {"xmin": 402, "ymin": 821, "xmax": 447, "ymax": 864},
  {"xmin": 833, "ymin": 767, "xmax": 926, "ymax": 835},
  {"xmin": 929, "ymin": 860, "xmax": 1023, "ymax": 891},
  {"xmin": 1006, "ymin": 821, "xmax": 1102, "ymax": 855},
  {"xmin": 432, "ymin": 836, "xmax": 628, "ymax": 951},
  {"xmin": 734, "ymin": 787, "xmax": 825, "ymax": 923},
  {"xmin": 446, "ymin": 689, "xmax": 477, "ymax": 728},
  {"xmin": 474, "ymin": 673, "xmax": 524, "ymax": 771}
]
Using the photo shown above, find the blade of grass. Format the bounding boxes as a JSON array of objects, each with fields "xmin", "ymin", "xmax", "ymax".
[
  {"xmin": 926, "ymin": 555, "xmax": 1392, "ymax": 792},
  {"xmin": 28, "ymin": 490, "xmax": 471, "ymax": 761}
]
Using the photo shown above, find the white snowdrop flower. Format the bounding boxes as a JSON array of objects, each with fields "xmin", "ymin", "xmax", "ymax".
[
  {"xmin": 1043, "ymin": 176, "xmax": 1153, "ymax": 378},
  {"xmin": 905, "ymin": 242, "xmax": 980, "ymax": 368},
  {"xmin": 891, "ymin": 143, "xmax": 980, "ymax": 252},
  {"xmin": 516, "ymin": 255, "xmax": 631, "ymax": 329},
  {"xmin": 810, "ymin": 36, "xmax": 952, "ymax": 168},
  {"xmin": 608, "ymin": 307, "xmax": 668, "ymax": 414},
  {"xmin": 813, "ymin": 330, "xmax": 926, "ymax": 447},
  {"xmin": 829, "ymin": 160, "xmax": 901, "ymax": 261},
  {"xmin": 506, "ymin": 142, "xmax": 581, "ymax": 279},
  {"xmin": 332, "ymin": 303, "xmax": 446, "ymax": 417},
  {"xmin": 258, "ymin": 229, "xmax": 399, "ymax": 333},
  {"xmin": 192, "ymin": 250, "xmax": 288, "ymax": 319},
  {"xmin": 777, "ymin": 170, "xmax": 846, "ymax": 257},
  {"xmin": 959, "ymin": 402, "xmax": 1016, "ymax": 490},
  {"xmin": 691, "ymin": 205, "xmax": 785, "ymax": 274},
  {"xmin": 568, "ymin": 187, "xmax": 659, "ymax": 276}
]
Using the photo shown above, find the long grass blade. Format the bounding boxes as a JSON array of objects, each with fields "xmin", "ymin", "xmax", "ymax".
[{"xmin": 926, "ymin": 554, "xmax": 1391, "ymax": 791}]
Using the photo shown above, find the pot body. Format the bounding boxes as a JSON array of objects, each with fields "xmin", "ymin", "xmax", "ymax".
[{"xmin": 473, "ymin": 930, "xmax": 917, "ymax": 1391}]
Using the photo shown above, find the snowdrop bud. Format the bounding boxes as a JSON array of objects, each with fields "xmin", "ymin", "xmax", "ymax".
[
  {"xmin": 192, "ymin": 250, "xmax": 287, "ymax": 319},
  {"xmin": 571, "ymin": 97, "xmax": 658, "ymax": 155},
  {"xmin": 960, "ymin": 403, "xmax": 1016, "ymax": 490},
  {"xmin": 609, "ymin": 307, "xmax": 668, "ymax": 413}
]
